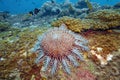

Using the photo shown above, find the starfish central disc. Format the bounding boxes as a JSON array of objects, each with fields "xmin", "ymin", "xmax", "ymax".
[{"xmin": 41, "ymin": 30, "xmax": 75, "ymax": 57}]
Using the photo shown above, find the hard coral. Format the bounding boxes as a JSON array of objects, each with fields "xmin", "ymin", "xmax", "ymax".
[
  {"xmin": 52, "ymin": 9, "xmax": 120, "ymax": 33},
  {"xmin": 84, "ymin": 9, "xmax": 120, "ymax": 30},
  {"xmin": 51, "ymin": 16, "xmax": 90, "ymax": 32}
]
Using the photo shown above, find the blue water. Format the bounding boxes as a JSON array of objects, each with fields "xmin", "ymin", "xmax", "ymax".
[{"xmin": 0, "ymin": 0, "xmax": 120, "ymax": 14}]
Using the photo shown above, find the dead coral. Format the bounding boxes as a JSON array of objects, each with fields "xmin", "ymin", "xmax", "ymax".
[{"xmin": 51, "ymin": 16, "xmax": 90, "ymax": 32}]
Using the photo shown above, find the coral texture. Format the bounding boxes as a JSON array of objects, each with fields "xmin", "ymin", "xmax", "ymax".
[
  {"xmin": 51, "ymin": 16, "xmax": 90, "ymax": 32},
  {"xmin": 83, "ymin": 30, "xmax": 120, "ymax": 65},
  {"xmin": 83, "ymin": 9, "xmax": 120, "ymax": 30},
  {"xmin": 52, "ymin": 9, "xmax": 120, "ymax": 33},
  {"xmin": 96, "ymin": 51, "xmax": 120, "ymax": 80},
  {"xmin": 32, "ymin": 24, "xmax": 89, "ymax": 74}
]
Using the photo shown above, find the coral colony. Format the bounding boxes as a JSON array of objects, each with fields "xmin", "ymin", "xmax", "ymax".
[{"xmin": 32, "ymin": 24, "xmax": 89, "ymax": 74}]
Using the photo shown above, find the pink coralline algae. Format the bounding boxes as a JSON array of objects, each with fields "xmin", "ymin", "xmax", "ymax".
[{"xmin": 32, "ymin": 24, "xmax": 89, "ymax": 74}]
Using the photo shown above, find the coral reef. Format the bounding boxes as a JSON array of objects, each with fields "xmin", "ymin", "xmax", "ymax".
[
  {"xmin": 0, "ymin": 22, "xmax": 11, "ymax": 32},
  {"xmin": 0, "ymin": 0, "xmax": 120, "ymax": 79},
  {"xmin": 0, "ymin": 27, "xmax": 48, "ymax": 80},
  {"xmin": 51, "ymin": 16, "xmax": 90, "ymax": 32},
  {"xmin": 0, "ymin": 11, "xmax": 10, "ymax": 21},
  {"xmin": 32, "ymin": 24, "xmax": 89, "ymax": 74},
  {"xmin": 40, "ymin": 1, "xmax": 61, "ymax": 16},
  {"xmin": 52, "ymin": 9, "xmax": 120, "ymax": 32},
  {"xmin": 82, "ymin": 30, "xmax": 120, "ymax": 65},
  {"xmin": 3, "ymin": 0, "xmax": 102, "ymax": 28},
  {"xmin": 46, "ymin": 62, "xmax": 96, "ymax": 80},
  {"xmin": 74, "ymin": 0, "xmax": 88, "ymax": 9},
  {"xmin": 84, "ymin": 9, "xmax": 120, "ymax": 30},
  {"xmin": 0, "ymin": 22, "xmax": 120, "ymax": 80},
  {"xmin": 96, "ymin": 51, "xmax": 120, "ymax": 80}
]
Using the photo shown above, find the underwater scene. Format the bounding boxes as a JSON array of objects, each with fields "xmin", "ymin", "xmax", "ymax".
[{"xmin": 0, "ymin": 0, "xmax": 120, "ymax": 80}]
